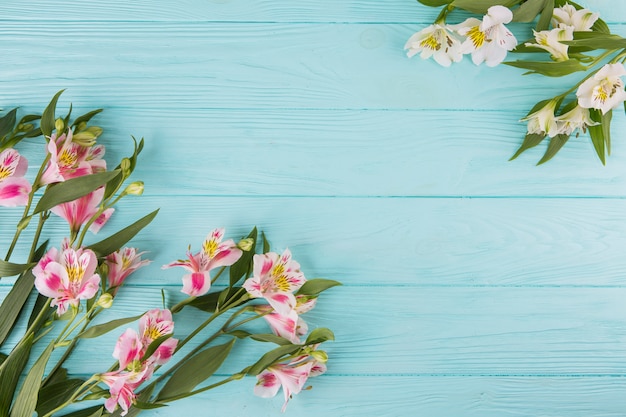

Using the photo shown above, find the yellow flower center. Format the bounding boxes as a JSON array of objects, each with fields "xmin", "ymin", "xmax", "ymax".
[
  {"xmin": 145, "ymin": 325, "xmax": 163, "ymax": 341},
  {"xmin": 467, "ymin": 26, "xmax": 486, "ymax": 49},
  {"xmin": 0, "ymin": 166, "xmax": 11, "ymax": 180},
  {"xmin": 419, "ymin": 34, "xmax": 441, "ymax": 51},
  {"xmin": 203, "ymin": 239, "xmax": 219, "ymax": 258},
  {"xmin": 66, "ymin": 265, "xmax": 85, "ymax": 283},
  {"xmin": 59, "ymin": 149, "xmax": 78, "ymax": 167}
]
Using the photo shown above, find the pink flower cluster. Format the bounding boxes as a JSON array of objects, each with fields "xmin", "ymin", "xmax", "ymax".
[{"xmin": 99, "ymin": 309, "xmax": 178, "ymax": 415}]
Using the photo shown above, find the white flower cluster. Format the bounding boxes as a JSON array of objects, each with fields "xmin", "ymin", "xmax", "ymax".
[{"xmin": 404, "ymin": 5, "xmax": 517, "ymax": 67}]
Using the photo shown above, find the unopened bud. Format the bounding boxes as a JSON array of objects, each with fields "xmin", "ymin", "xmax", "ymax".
[
  {"xmin": 120, "ymin": 158, "xmax": 132, "ymax": 177},
  {"xmin": 237, "ymin": 238, "xmax": 254, "ymax": 252},
  {"xmin": 123, "ymin": 181, "xmax": 144, "ymax": 196},
  {"xmin": 17, "ymin": 123, "xmax": 34, "ymax": 132},
  {"xmin": 99, "ymin": 262, "xmax": 109, "ymax": 276},
  {"xmin": 55, "ymin": 118, "xmax": 65, "ymax": 132},
  {"xmin": 97, "ymin": 293, "xmax": 114, "ymax": 309},
  {"xmin": 310, "ymin": 350, "xmax": 328, "ymax": 363},
  {"xmin": 17, "ymin": 216, "xmax": 31, "ymax": 231},
  {"xmin": 73, "ymin": 126, "xmax": 102, "ymax": 147}
]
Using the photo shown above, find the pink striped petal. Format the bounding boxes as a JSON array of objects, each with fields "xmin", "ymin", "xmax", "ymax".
[
  {"xmin": 181, "ymin": 271, "xmax": 211, "ymax": 296},
  {"xmin": 89, "ymin": 207, "xmax": 114, "ymax": 233},
  {"xmin": 0, "ymin": 177, "xmax": 31, "ymax": 207},
  {"xmin": 113, "ymin": 329, "xmax": 143, "ymax": 370},
  {"xmin": 254, "ymin": 370, "xmax": 281, "ymax": 398}
]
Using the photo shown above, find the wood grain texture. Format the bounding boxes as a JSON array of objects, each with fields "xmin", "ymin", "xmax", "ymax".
[
  {"xmin": 0, "ymin": 22, "xmax": 624, "ymax": 113},
  {"xmin": 0, "ymin": 0, "xmax": 624, "ymax": 23},
  {"xmin": 5, "ymin": 197, "xmax": 626, "ymax": 287}
]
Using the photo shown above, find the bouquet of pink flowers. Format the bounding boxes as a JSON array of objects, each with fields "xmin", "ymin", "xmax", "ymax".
[
  {"xmin": 405, "ymin": 0, "xmax": 626, "ymax": 165},
  {"xmin": 0, "ymin": 91, "xmax": 339, "ymax": 417}
]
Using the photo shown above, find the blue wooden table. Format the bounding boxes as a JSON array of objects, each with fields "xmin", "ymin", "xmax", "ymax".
[{"xmin": 1, "ymin": 1, "xmax": 626, "ymax": 416}]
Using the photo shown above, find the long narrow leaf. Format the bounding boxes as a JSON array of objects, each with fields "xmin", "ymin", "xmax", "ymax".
[
  {"xmin": 0, "ymin": 108, "xmax": 18, "ymax": 140},
  {"xmin": 40, "ymin": 90, "xmax": 64, "ymax": 137},
  {"xmin": 537, "ymin": 134, "xmax": 570, "ymax": 165},
  {"xmin": 588, "ymin": 110, "xmax": 606, "ymax": 165},
  {"xmin": 77, "ymin": 314, "xmax": 142, "ymax": 339},
  {"xmin": 229, "ymin": 227, "xmax": 257, "ymax": 286},
  {"xmin": 87, "ymin": 209, "xmax": 159, "ymax": 257},
  {"xmin": 156, "ymin": 340, "xmax": 235, "ymax": 401},
  {"xmin": 10, "ymin": 342, "xmax": 54, "ymax": 417},
  {"xmin": 0, "ymin": 334, "xmax": 34, "ymax": 417},
  {"xmin": 34, "ymin": 170, "xmax": 121, "ymax": 214},
  {"xmin": 536, "ymin": 0, "xmax": 554, "ymax": 31},
  {"xmin": 59, "ymin": 406, "xmax": 103, "ymax": 417},
  {"xmin": 450, "ymin": 0, "xmax": 521, "ymax": 14},
  {"xmin": 0, "ymin": 261, "xmax": 32, "ymax": 278},
  {"xmin": 504, "ymin": 59, "xmax": 586, "ymax": 77},
  {"xmin": 297, "ymin": 279, "xmax": 342, "ymax": 296},
  {"xmin": 510, "ymin": 133, "xmax": 546, "ymax": 161},
  {"xmin": 36, "ymin": 379, "xmax": 84, "ymax": 417},
  {"xmin": 0, "ymin": 271, "xmax": 35, "ymax": 346},
  {"xmin": 247, "ymin": 344, "xmax": 302, "ymax": 376},
  {"xmin": 512, "ymin": 0, "xmax": 545, "ymax": 22}
]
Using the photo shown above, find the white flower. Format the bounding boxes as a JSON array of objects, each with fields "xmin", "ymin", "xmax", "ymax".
[
  {"xmin": 525, "ymin": 25, "xmax": 574, "ymax": 62},
  {"xmin": 576, "ymin": 63, "xmax": 626, "ymax": 115},
  {"xmin": 404, "ymin": 24, "xmax": 463, "ymax": 67},
  {"xmin": 552, "ymin": 3, "xmax": 599, "ymax": 32},
  {"xmin": 555, "ymin": 103, "xmax": 598, "ymax": 136},
  {"xmin": 521, "ymin": 100, "xmax": 560, "ymax": 137},
  {"xmin": 455, "ymin": 5, "xmax": 518, "ymax": 67}
]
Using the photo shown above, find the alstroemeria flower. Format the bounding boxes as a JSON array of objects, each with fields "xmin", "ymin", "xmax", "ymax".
[
  {"xmin": 243, "ymin": 249, "xmax": 306, "ymax": 316},
  {"xmin": 576, "ymin": 63, "xmax": 626, "ymax": 114},
  {"xmin": 255, "ymin": 295, "xmax": 317, "ymax": 343},
  {"xmin": 105, "ymin": 247, "xmax": 150, "ymax": 290},
  {"xmin": 254, "ymin": 354, "xmax": 326, "ymax": 412},
  {"xmin": 521, "ymin": 100, "xmax": 560, "ymax": 138},
  {"xmin": 404, "ymin": 23, "xmax": 463, "ymax": 67},
  {"xmin": 455, "ymin": 5, "xmax": 518, "ymax": 67},
  {"xmin": 100, "ymin": 311, "xmax": 178, "ymax": 415},
  {"xmin": 0, "ymin": 148, "xmax": 31, "ymax": 207},
  {"xmin": 33, "ymin": 242, "xmax": 100, "ymax": 315},
  {"xmin": 162, "ymin": 228, "xmax": 243, "ymax": 297},
  {"xmin": 552, "ymin": 3, "xmax": 599, "ymax": 31},
  {"xmin": 50, "ymin": 186, "xmax": 114, "ymax": 235},
  {"xmin": 555, "ymin": 103, "xmax": 599, "ymax": 136},
  {"xmin": 525, "ymin": 25, "xmax": 574, "ymax": 62},
  {"xmin": 40, "ymin": 129, "xmax": 106, "ymax": 185},
  {"xmin": 138, "ymin": 308, "xmax": 178, "ymax": 365}
]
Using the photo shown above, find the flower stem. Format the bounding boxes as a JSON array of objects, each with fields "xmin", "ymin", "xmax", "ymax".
[{"xmin": 42, "ymin": 377, "xmax": 98, "ymax": 417}]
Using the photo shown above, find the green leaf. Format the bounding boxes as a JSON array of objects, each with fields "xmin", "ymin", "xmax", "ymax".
[
  {"xmin": 417, "ymin": 0, "xmax": 452, "ymax": 6},
  {"xmin": 133, "ymin": 401, "xmax": 167, "ymax": 410},
  {"xmin": 0, "ymin": 261, "xmax": 32, "ymax": 278},
  {"xmin": 504, "ymin": 59, "xmax": 587, "ymax": 77},
  {"xmin": 140, "ymin": 334, "xmax": 172, "ymax": 362},
  {"xmin": 10, "ymin": 342, "xmax": 54, "ymax": 417},
  {"xmin": 72, "ymin": 109, "xmax": 103, "ymax": 127},
  {"xmin": 157, "ymin": 340, "xmax": 236, "ymax": 401},
  {"xmin": 87, "ymin": 209, "xmax": 159, "ymax": 257},
  {"xmin": 250, "ymin": 333, "xmax": 294, "ymax": 345},
  {"xmin": 247, "ymin": 344, "xmax": 302, "ymax": 376},
  {"xmin": 535, "ymin": 0, "xmax": 554, "ymax": 31},
  {"xmin": 602, "ymin": 110, "xmax": 612, "ymax": 156},
  {"xmin": 510, "ymin": 133, "xmax": 546, "ymax": 161},
  {"xmin": 262, "ymin": 231, "xmax": 270, "ymax": 253},
  {"xmin": 77, "ymin": 314, "xmax": 142, "ymax": 339},
  {"xmin": 450, "ymin": 0, "xmax": 521, "ymax": 14},
  {"xmin": 0, "ymin": 271, "xmax": 35, "ymax": 346},
  {"xmin": 588, "ymin": 109, "xmax": 606, "ymax": 165},
  {"xmin": 537, "ymin": 134, "xmax": 570, "ymax": 165},
  {"xmin": 297, "ymin": 278, "xmax": 342, "ymax": 296},
  {"xmin": 512, "ymin": 0, "xmax": 545, "ymax": 22},
  {"xmin": 305, "ymin": 328, "xmax": 335, "ymax": 345},
  {"xmin": 0, "ymin": 334, "xmax": 33, "ymax": 416},
  {"xmin": 188, "ymin": 290, "xmax": 220, "ymax": 312},
  {"xmin": 34, "ymin": 170, "xmax": 121, "ymax": 214},
  {"xmin": 59, "ymin": 405, "xmax": 103, "ymax": 417},
  {"xmin": 36, "ymin": 379, "xmax": 85, "ymax": 416},
  {"xmin": 0, "ymin": 108, "xmax": 18, "ymax": 140},
  {"xmin": 563, "ymin": 33, "xmax": 626, "ymax": 50},
  {"xmin": 41, "ymin": 90, "xmax": 65, "ymax": 137},
  {"xmin": 229, "ymin": 227, "xmax": 257, "ymax": 287},
  {"xmin": 591, "ymin": 18, "xmax": 611, "ymax": 34}
]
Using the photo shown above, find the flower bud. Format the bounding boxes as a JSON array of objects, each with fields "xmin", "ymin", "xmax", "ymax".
[
  {"xmin": 310, "ymin": 350, "xmax": 328, "ymax": 363},
  {"xmin": 55, "ymin": 118, "xmax": 65, "ymax": 132},
  {"xmin": 123, "ymin": 181, "xmax": 144, "ymax": 196},
  {"xmin": 17, "ymin": 216, "xmax": 31, "ymax": 231},
  {"xmin": 237, "ymin": 238, "xmax": 254, "ymax": 251},
  {"xmin": 97, "ymin": 293, "xmax": 114, "ymax": 309},
  {"xmin": 17, "ymin": 123, "xmax": 34, "ymax": 132},
  {"xmin": 72, "ymin": 126, "xmax": 102, "ymax": 147},
  {"xmin": 120, "ymin": 158, "xmax": 132, "ymax": 177}
]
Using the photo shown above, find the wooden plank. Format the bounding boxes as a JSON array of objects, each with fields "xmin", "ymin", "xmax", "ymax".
[
  {"xmin": 16, "ymin": 107, "xmax": 619, "ymax": 198},
  {"xmin": 1, "ymin": 23, "xmax": 624, "ymax": 112},
  {"xmin": 3, "ymin": 286, "xmax": 626, "ymax": 375},
  {"xmin": 0, "ymin": 0, "xmax": 623, "ymax": 23},
  {"xmin": 3, "ymin": 197, "xmax": 626, "ymax": 287},
  {"xmin": 117, "ymin": 376, "xmax": 626, "ymax": 417}
]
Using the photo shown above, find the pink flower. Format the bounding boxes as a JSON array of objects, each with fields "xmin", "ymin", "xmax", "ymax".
[
  {"xmin": 0, "ymin": 148, "xmax": 31, "ymax": 207},
  {"xmin": 255, "ymin": 295, "xmax": 317, "ymax": 343},
  {"xmin": 254, "ymin": 353, "xmax": 326, "ymax": 412},
  {"xmin": 33, "ymin": 241, "xmax": 100, "ymax": 315},
  {"xmin": 162, "ymin": 228, "xmax": 243, "ymax": 297},
  {"xmin": 50, "ymin": 186, "xmax": 114, "ymax": 234},
  {"xmin": 138, "ymin": 309, "xmax": 178, "ymax": 365},
  {"xmin": 105, "ymin": 247, "xmax": 150, "ymax": 291},
  {"xmin": 100, "ymin": 310, "xmax": 178, "ymax": 415},
  {"xmin": 40, "ymin": 130, "xmax": 106, "ymax": 185},
  {"xmin": 243, "ymin": 249, "xmax": 306, "ymax": 316}
]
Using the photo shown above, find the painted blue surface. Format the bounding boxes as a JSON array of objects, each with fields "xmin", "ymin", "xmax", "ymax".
[{"xmin": 1, "ymin": 1, "xmax": 626, "ymax": 416}]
